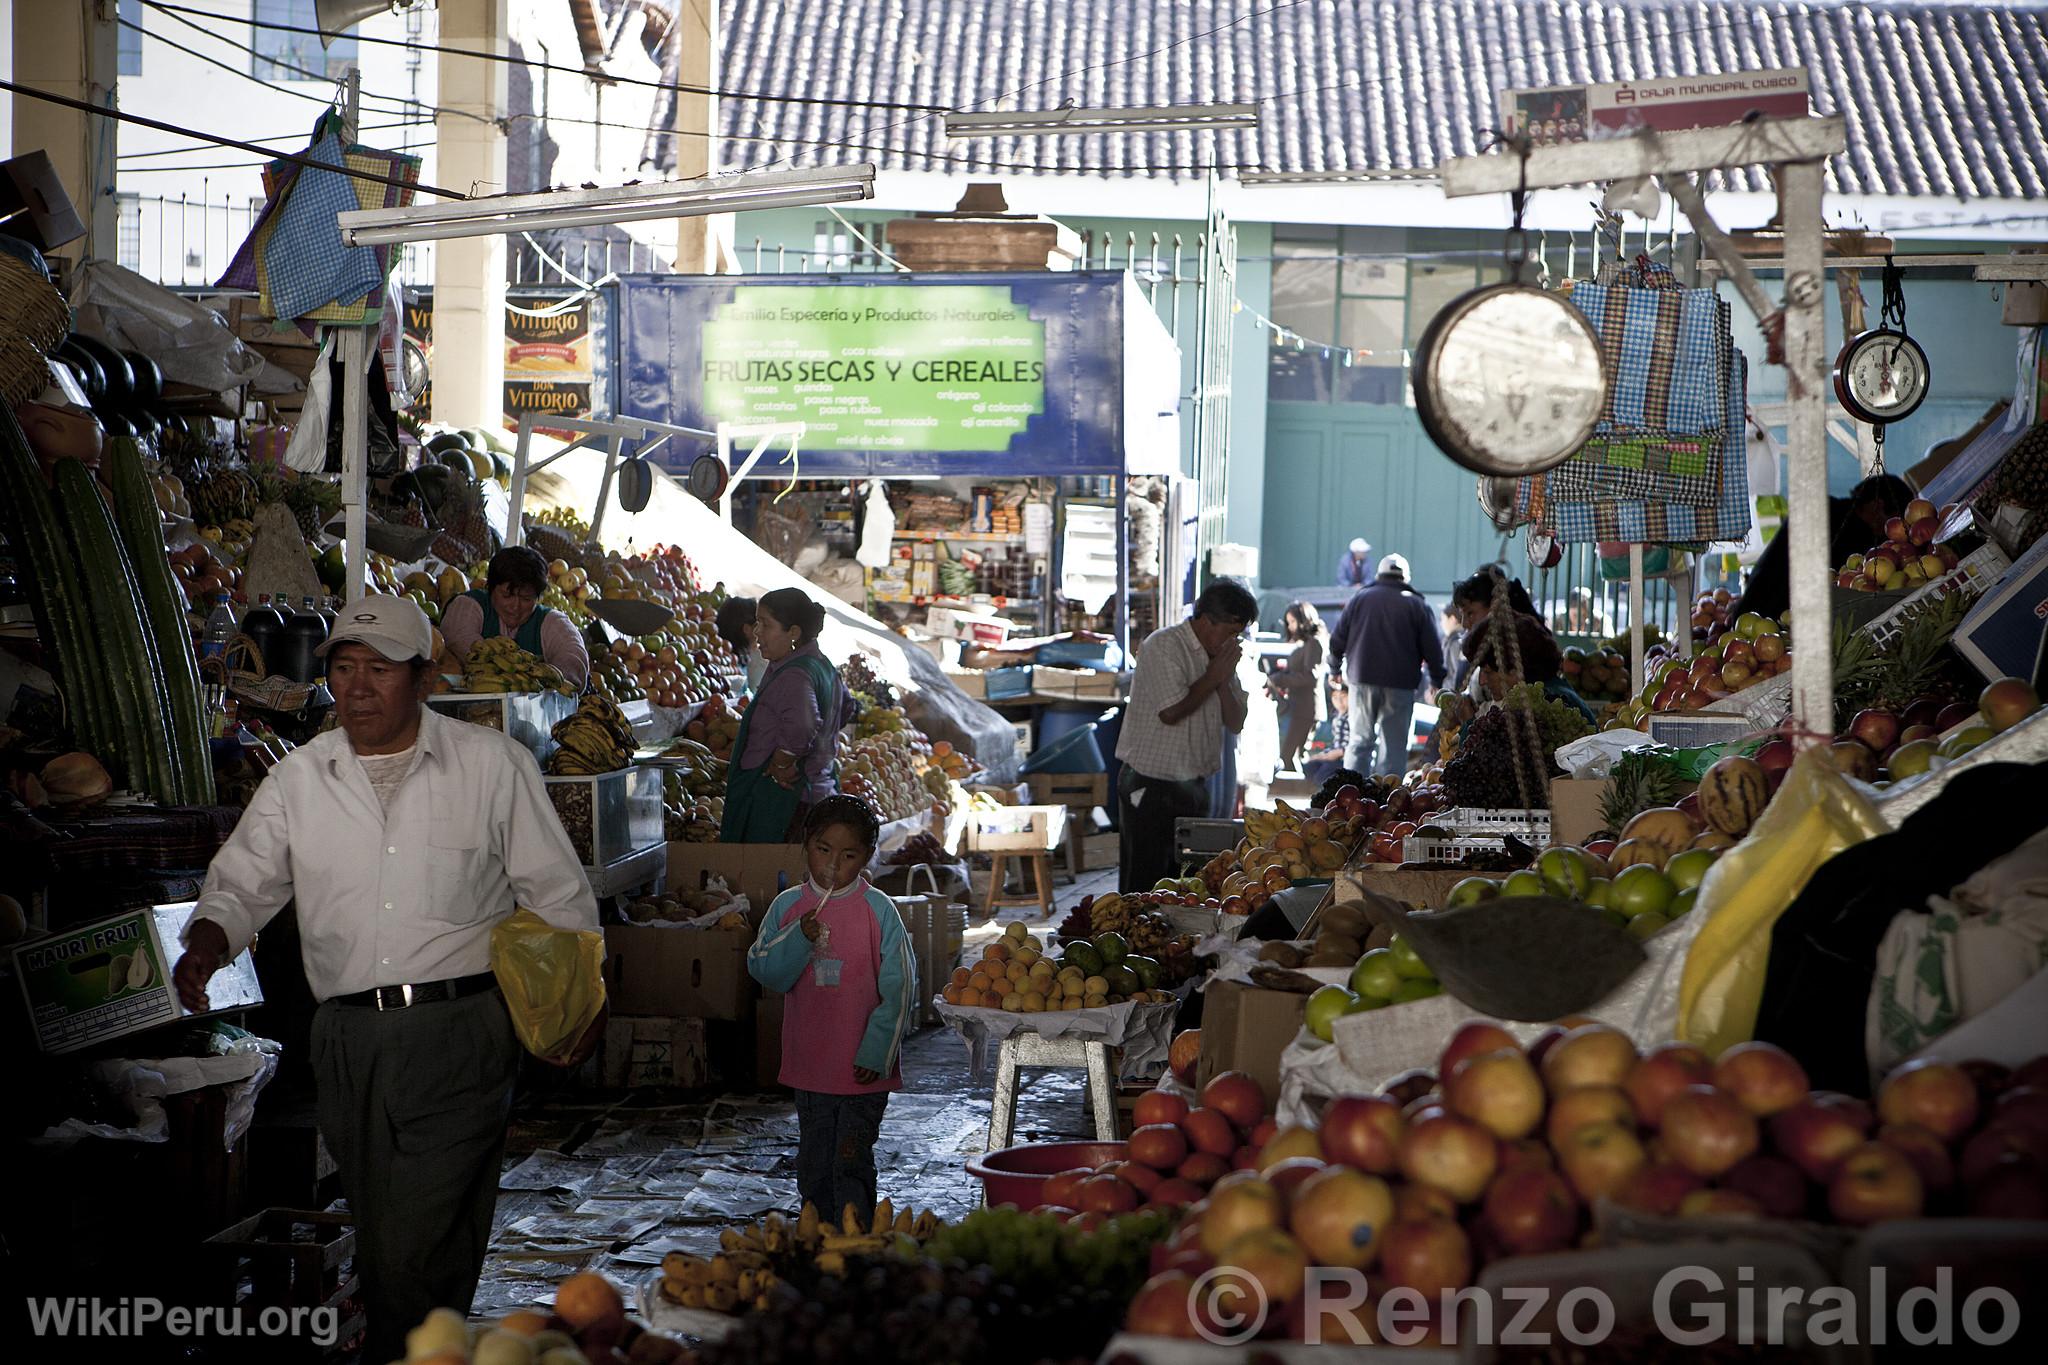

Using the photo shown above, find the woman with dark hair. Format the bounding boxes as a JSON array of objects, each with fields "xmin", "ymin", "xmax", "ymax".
[
  {"xmin": 1461, "ymin": 610, "xmax": 1599, "ymax": 726},
  {"xmin": 1732, "ymin": 473, "xmax": 1912, "ymax": 621},
  {"xmin": 441, "ymin": 544, "xmax": 590, "ymax": 688},
  {"xmin": 1269, "ymin": 601, "xmax": 1326, "ymax": 773},
  {"xmin": 720, "ymin": 587, "xmax": 855, "ymax": 842},
  {"xmin": 714, "ymin": 594, "xmax": 767, "ymax": 692},
  {"xmin": 1448, "ymin": 567, "xmax": 1538, "ymax": 693}
]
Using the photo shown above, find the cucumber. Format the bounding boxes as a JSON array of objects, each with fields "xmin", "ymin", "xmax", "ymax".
[
  {"xmin": 0, "ymin": 413, "xmax": 117, "ymax": 763},
  {"xmin": 105, "ymin": 436, "xmax": 216, "ymax": 805},
  {"xmin": 52, "ymin": 459, "xmax": 182, "ymax": 803}
]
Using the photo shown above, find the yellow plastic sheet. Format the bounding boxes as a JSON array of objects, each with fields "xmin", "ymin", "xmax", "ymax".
[
  {"xmin": 491, "ymin": 909, "xmax": 607, "ymax": 1063},
  {"xmin": 1678, "ymin": 749, "xmax": 1889, "ymax": 1055}
]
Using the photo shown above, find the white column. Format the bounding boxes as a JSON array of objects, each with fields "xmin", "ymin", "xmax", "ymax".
[
  {"xmin": 10, "ymin": 0, "xmax": 118, "ymax": 264},
  {"xmin": 431, "ymin": 0, "xmax": 509, "ymax": 426},
  {"xmin": 1780, "ymin": 160, "xmax": 1834, "ymax": 746}
]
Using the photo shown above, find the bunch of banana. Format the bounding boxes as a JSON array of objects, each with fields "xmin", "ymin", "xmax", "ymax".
[
  {"xmin": 461, "ymin": 636, "xmax": 574, "ymax": 696},
  {"xmin": 1088, "ymin": 891, "xmax": 1129, "ymax": 935},
  {"xmin": 658, "ymin": 1202, "xmax": 945, "ymax": 1312},
  {"xmin": 546, "ymin": 693, "xmax": 636, "ymax": 775},
  {"xmin": 810, "ymin": 1198, "xmax": 943, "ymax": 1276},
  {"xmin": 659, "ymin": 1246, "xmax": 778, "ymax": 1315},
  {"xmin": 1243, "ymin": 802, "xmax": 1305, "ymax": 847},
  {"xmin": 1128, "ymin": 910, "xmax": 1174, "ymax": 953}
]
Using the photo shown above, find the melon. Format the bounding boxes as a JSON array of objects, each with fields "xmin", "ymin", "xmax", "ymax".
[
  {"xmin": 1607, "ymin": 837, "xmax": 1665, "ymax": 872},
  {"xmin": 1619, "ymin": 806, "xmax": 1701, "ymax": 863},
  {"xmin": 1699, "ymin": 756, "xmax": 1768, "ymax": 835}
]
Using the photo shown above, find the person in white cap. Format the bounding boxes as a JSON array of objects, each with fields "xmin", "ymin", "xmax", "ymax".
[
  {"xmin": 1334, "ymin": 536, "xmax": 1374, "ymax": 588},
  {"xmin": 172, "ymin": 594, "xmax": 598, "ymax": 1365},
  {"xmin": 1327, "ymin": 554, "xmax": 1446, "ymax": 776}
]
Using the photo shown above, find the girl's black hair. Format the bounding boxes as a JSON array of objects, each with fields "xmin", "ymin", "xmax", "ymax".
[
  {"xmin": 1453, "ymin": 567, "xmax": 1538, "ymax": 618},
  {"xmin": 759, "ymin": 586, "xmax": 829, "ymax": 648},
  {"xmin": 713, "ymin": 595, "xmax": 757, "ymax": 655},
  {"xmin": 804, "ymin": 794, "xmax": 882, "ymax": 852}
]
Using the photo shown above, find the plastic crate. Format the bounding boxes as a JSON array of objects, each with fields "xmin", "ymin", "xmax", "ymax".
[
  {"xmin": 1861, "ymin": 543, "xmax": 2010, "ymax": 649},
  {"xmin": 1401, "ymin": 834, "xmax": 1517, "ymax": 863},
  {"xmin": 1437, "ymin": 808, "xmax": 1551, "ymax": 838}
]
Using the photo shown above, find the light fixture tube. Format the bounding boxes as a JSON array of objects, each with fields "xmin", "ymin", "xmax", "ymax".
[
  {"xmin": 338, "ymin": 164, "xmax": 875, "ymax": 246},
  {"xmin": 941, "ymin": 103, "xmax": 1258, "ymax": 138},
  {"xmin": 1236, "ymin": 168, "xmax": 1436, "ymax": 185}
]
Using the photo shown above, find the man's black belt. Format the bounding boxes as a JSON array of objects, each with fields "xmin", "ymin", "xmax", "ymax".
[{"xmin": 330, "ymin": 972, "xmax": 499, "ymax": 1010}]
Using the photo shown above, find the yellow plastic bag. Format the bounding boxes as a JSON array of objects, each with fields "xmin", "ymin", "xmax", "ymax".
[
  {"xmin": 491, "ymin": 908, "xmax": 607, "ymax": 1063},
  {"xmin": 1678, "ymin": 749, "xmax": 1889, "ymax": 1055}
]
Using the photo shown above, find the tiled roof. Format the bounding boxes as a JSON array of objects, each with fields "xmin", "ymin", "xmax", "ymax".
[{"xmin": 686, "ymin": 1, "xmax": 2048, "ymax": 200}]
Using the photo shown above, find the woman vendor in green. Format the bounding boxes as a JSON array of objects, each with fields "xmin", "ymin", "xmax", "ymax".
[
  {"xmin": 720, "ymin": 588, "xmax": 854, "ymax": 842},
  {"xmin": 442, "ymin": 545, "xmax": 590, "ymax": 689}
]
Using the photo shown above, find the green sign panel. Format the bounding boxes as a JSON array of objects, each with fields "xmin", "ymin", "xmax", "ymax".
[
  {"xmin": 700, "ymin": 284, "xmax": 1047, "ymax": 452},
  {"xmin": 15, "ymin": 909, "xmax": 177, "ymax": 1053}
]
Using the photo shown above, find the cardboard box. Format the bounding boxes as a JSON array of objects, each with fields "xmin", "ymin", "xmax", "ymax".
[
  {"xmin": 964, "ymin": 804, "xmax": 1069, "ymax": 852},
  {"xmin": 600, "ymin": 1015, "xmax": 710, "ymax": 1087},
  {"xmin": 1953, "ymin": 532, "xmax": 2048, "ymax": 681},
  {"xmin": 601, "ymin": 923, "xmax": 756, "ymax": 1020},
  {"xmin": 965, "ymin": 783, "xmax": 1030, "ymax": 806},
  {"xmin": 14, "ymin": 902, "xmax": 264, "ymax": 1054},
  {"xmin": 1028, "ymin": 772, "xmax": 1111, "ymax": 808},
  {"xmin": 755, "ymin": 991, "xmax": 786, "ymax": 1085},
  {"xmin": 944, "ymin": 668, "xmax": 988, "ymax": 700},
  {"xmin": 984, "ymin": 666, "xmax": 1034, "ymax": 701},
  {"xmin": 1082, "ymin": 832, "xmax": 1120, "ymax": 870},
  {"xmin": 1548, "ymin": 778, "xmax": 1614, "ymax": 845},
  {"xmin": 666, "ymin": 842, "xmax": 807, "ymax": 910},
  {"xmin": 927, "ymin": 606, "xmax": 1012, "ymax": 647},
  {"xmin": 1196, "ymin": 979, "xmax": 1307, "ymax": 1100}
]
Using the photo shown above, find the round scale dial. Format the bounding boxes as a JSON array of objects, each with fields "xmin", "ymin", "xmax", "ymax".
[{"xmin": 1833, "ymin": 328, "xmax": 1930, "ymax": 426}]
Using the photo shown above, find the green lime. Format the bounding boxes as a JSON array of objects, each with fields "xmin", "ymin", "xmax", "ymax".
[
  {"xmin": 1583, "ymin": 877, "xmax": 1615, "ymax": 910},
  {"xmin": 1668, "ymin": 887, "xmax": 1699, "ymax": 917},
  {"xmin": 1304, "ymin": 985, "xmax": 1356, "ymax": 1041},
  {"xmin": 1538, "ymin": 847, "xmax": 1592, "ymax": 898},
  {"xmin": 1447, "ymin": 876, "xmax": 1500, "ymax": 907},
  {"xmin": 1501, "ymin": 870, "xmax": 1547, "ymax": 899},
  {"xmin": 1391, "ymin": 979, "xmax": 1442, "ymax": 1003},
  {"xmin": 1344, "ymin": 993, "xmax": 1388, "ymax": 1014},
  {"xmin": 1613, "ymin": 864, "xmax": 1677, "ymax": 919}
]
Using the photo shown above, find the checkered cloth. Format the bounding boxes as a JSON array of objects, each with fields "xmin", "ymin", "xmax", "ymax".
[
  {"xmin": 1573, "ymin": 277, "xmax": 1727, "ymax": 436},
  {"xmin": 255, "ymin": 132, "xmax": 397, "ymax": 322},
  {"xmin": 294, "ymin": 146, "xmax": 419, "ymax": 325}
]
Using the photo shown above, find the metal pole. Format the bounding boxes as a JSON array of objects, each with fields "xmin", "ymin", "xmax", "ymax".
[
  {"xmin": 339, "ymin": 71, "xmax": 371, "ymax": 602},
  {"xmin": 1780, "ymin": 159, "xmax": 1834, "ymax": 744}
]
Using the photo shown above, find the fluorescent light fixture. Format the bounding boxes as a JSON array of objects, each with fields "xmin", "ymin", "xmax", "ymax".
[
  {"xmin": 338, "ymin": 164, "xmax": 876, "ymax": 247},
  {"xmin": 941, "ymin": 103, "xmax": 1258, "ymax": 139},
  {"xmin": 1237, "ymin": 167, "xmax": 1437, "ymax": 185}
]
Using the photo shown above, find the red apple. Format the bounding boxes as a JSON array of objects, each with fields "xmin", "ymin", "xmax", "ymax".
[
  {"xmin": 1547, "ymin": 1085, "xmax": 1636, "ymax": 1150},
  {"xmin": 1382, "ymin": 1069, "xmax": 1438, "ymax": 1105},
  {"xmin": 1147, "ymin": 1177, "xmax": 1206, "ymax": 1211},
  {"xmin": 1721, "ymin": 1153, "xmax": 1811, "ymax": 1218},
  {"xmin": 1958, "ymin": 1123, "xmax": 2048, "ymax": 1190},
  {"xmin": 1877, "ymin": 1059, "xmax": 1980, "ymax": 1141},
  {"xmin": 1135, "ymin": 1091, "xmax": 1191, "ymax": 1129},
  {"xmin": 1398, "ymin": 1113, "xmax": 1499, "ymax": 1204},
  {"xmin": 1826, "ymin": 741, "xmax": 1879, "ymax": 781},
  {"xmin": 1625, "ymin": 1043, "xmax": 1715, "ymax": 1129},
  {"xmin": 1753, "ymin": 738, "xmax": 1795, "ymax": 774},
  {"xmin": 1964, "ymin": 1155, "xmax": 2048, "ymax": 1220},
  {"xmin": 1979, "ymin": 677, "xmax": 2041, "ymax": 732},
  {"xmin": 1446, "ymin": 1050, "xmax": 1546, "ymax": 1141},
  {"xmin": 1542, "ymin": 1025, "xmax": 1639, "ymax": 1092},
  {"xmin": 1993, "ymin": 1086, "xmax": 2048, "ymax": 1140},
  {"xmin": 1287, "ymin": 1164, "xmax": 1395, "ymax": 1270},
  {"xmin": 1615, "ymin": 1160, "xmax": 1706, "ymax": 1215},
  {"xmin": 1876, "ymin": 1123, "xmax": 1955, "ymax": 1194},
  {"xmin": 1828, "ymin": 1141, "xmax": 1925, "ymax": 1225},
  {"xmin": 1125, "ymin": 1271, "xmax": 1203, "ymax": 1338},
  {"xmin": 1904, "ymin": 497, "xmax": 1937, "ymax": 524},
  {"xmin": 1318, "ymin": 1095, "xmax": 1407, "ymax": 1175},
  {"xmin": 1770, "ymin": 1098, "xmax": 1869, "ymax": 1182},
  {"xmin": 1660, "ymin": 1086, "xmax": 1760, "ymax": 1177},
  {"xmin": 1555, "ymin": 1120, "xmax": 1648, "ymax": 1202},
  {"xmin": 1131, "ymin": 1124, "xmax": 1190, "ymax": 1172},
  {"xmin": 1525, "ymin": 1026, "xmax": 1567, "ymax": 1069},
  {"xmin": 1884, "ymin": 516, "xmax": 1911, "ymax": 544},
  {"xmin": 1481, "ymin": 1167, "xmax": 1580, "ymax": 1256},
  {"xmin": 1438, "ymin": 1021, "xmax": 1521, "ymax": 1082},
  {"xmin": 1182, "ymin": 1108, "xmax": 1238, "ymax": 1159},
  {"xmin": 1263, "ymin": 1155, "xmax": 1329, "ymax": 1205},
  {"xmin": 1377, "ymin": 1216, "xmax": 1473, "ymax": 1297},
  {"xmin": 1678, "ymin": 1188, "xmax": 1765, "ymax": 1219},
  {"xmin": 1231, "ymin": 1144, "xmax": 1262, "ymax": 1172},
  {"xmin": 1849, "ymin": 709, "xmax": 1901, "ymax": 753},
  {"xmin": 1712, "ymin": 1041, "xmax": 1811, "ymax": 1117}
]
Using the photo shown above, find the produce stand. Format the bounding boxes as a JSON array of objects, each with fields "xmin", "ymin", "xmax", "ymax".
[
  {"xmin": 426, "ymin": 688, "xmax": 577, "ymax": 763},
  {"xmin": 582, "ymin": 842, "xmax": 670, "ymax": 901}
]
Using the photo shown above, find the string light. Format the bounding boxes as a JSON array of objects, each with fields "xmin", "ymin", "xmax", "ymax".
[{"xmin": 1238, "ymin": 297, "xmax": 1380, "ymax": 365}]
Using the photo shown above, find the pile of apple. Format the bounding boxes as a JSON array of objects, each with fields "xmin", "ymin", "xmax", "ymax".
[
  {"xmin": 1123, "ymin": 1019, "xmax": 2048, "ymax": 1344},
  {"xmin": 1611, "ymin": 611, "xmax": 1792, "ymax": 728},
  {"xmin": 1826, "ymin": 676, "xmax": 2042, "ymax": 784},
  {"xmin": 1836, "ymin": 496, "xmax": 1964, "ymax": 593}
]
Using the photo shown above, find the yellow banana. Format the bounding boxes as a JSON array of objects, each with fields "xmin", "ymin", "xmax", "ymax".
[
  {"xmin": 893, "ymin": 1208, "xmax": 915, "ymax": 1236},
  {"xmin": 871, "ymin": 1198, "xmax": 894, "ymax": 1236},
  {"xmin": 815, "ymin": 1251, "xmax": 847, "ymax": 1277},
  {"xmin": 841, "ymin": 1203, "xmax": 863, "ymax": 1237}
]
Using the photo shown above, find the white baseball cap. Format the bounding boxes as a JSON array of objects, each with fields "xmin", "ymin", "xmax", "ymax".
[
  {"xmin": 317, "ymin": 594, "xmax": 434, "ymax": 663},
  {"xmin": 1349, "ymin": 537, "xmax": 1370, "ymax": 554},
  {"xmin": 1377, "ymin": 553, "xmax": 1411, "ymax": 581}
]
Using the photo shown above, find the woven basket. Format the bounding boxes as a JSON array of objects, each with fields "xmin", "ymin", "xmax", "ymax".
[{"xmin": 0, "ymin": 251, "xmax": 71, "ymax": 406}]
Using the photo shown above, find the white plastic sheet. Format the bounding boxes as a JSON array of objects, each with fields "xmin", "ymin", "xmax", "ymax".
[
  {"xmin": 1554, "ymin": 730, "xmax": 1654, "ymax": 779},
  {"xmin": 854, "ymin": 479, "xmax": 895, "ymax": 569},
  {"xmin": 281, "ymin": 332, "xmax": 337, "ymax": 472},
  {"xmin": 69, "ymin": 260, "xmax": 272, "ymax": 394},
  {"xmin": 933, "ymin": 997, "xmax": 1181, "ymax": 1080},
  {"xmin": 32, "ymin": 1050, "xmax": 278, "ymax": 1150}
]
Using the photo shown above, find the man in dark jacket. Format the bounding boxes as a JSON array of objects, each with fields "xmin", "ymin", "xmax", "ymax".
[{"xmin": 1328, "ymin": 554, "xmax": 1446, "ymax": 776}]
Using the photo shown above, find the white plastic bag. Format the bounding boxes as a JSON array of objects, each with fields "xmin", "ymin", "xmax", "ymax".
[
  {"xmin": 855, "ymin": 479, "xmax": 896, "ymax": 569},
  {"xmin": 69, "ymin": 260, "xmax": 269, "ymax": 393},
  {"xmin": 1554, "ymin": 730, "xmax": 1654, "ymax": 779},
  {"xmin": 281, "ymin": 332, "xmax": 337, "ymax": 472}
]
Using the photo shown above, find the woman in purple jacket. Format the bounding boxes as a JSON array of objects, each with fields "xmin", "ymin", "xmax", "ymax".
[{"xmin": 719, "ymin": 588, "xmax": 855, "ymax": 842}]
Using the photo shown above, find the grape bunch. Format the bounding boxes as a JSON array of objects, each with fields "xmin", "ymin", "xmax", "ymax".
[{"xmin": 1442, "ymin": 707, "xmax": 1555, "ymax": 810}]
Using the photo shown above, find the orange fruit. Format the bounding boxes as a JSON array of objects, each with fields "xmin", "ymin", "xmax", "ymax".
[
  {"xmin": 555, "ymin": 1272, "xmax": 624, "ymax": 1332},
  {"xmin": 497, "ymin": 1310, "xmax": 548, "ymax": 1336}
]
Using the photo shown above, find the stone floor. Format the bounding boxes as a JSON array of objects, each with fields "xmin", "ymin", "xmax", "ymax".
[{"xmin": 472, "ymin": 861, "xmax": 1124, "ymax": 1317}]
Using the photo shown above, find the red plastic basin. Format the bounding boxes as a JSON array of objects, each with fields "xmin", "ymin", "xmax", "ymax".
[{"xmin": 965, "ymin": 1139, "xmax": 1128, "ymax": 1210}]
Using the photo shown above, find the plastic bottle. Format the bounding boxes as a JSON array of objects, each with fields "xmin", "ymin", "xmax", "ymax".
[
  {"xmin": 277, "ymin": 596, "xmax": 329, "ymax": 684},
  {"xmin": 200, "ymin": 593, "xmax": 239, "ymax": 662},
  {"xmin": 241, "ymin": 594, "xmax": 286, "ymax": 676}
]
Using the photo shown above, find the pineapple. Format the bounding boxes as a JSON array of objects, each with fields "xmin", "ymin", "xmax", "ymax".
[{"xmin": 1599, "ymin": 750, "xmax": 1685, "ymax": 834}]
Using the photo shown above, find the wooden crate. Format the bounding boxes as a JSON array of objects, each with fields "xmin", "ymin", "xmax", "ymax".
[{"xmin": 204, "ymin": 1207, "xmax": 362, "ymax": 1354}]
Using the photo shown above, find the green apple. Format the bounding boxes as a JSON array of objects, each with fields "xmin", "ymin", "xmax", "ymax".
[
  {"xmin": 1349, "ymin": 948, "xmax": 1403, "ymax": 1001},
  {"xmin": 1153, "ymin": 877, "xmax": 1181, "ymax": 892},
  {"xmin": 1664, "ymin": 848, "xmax": 1718, "ymax": 893},
  {"xmin": 1387, "ymin": 933, "xmax": 1434, "ymax": 980},
  {"xmin": 1538, "ymin": 847, "xmax": 1592, "ymax": 899},
  {"xmin": 1583, "ymin": 877, "xmax": 1615, "ymax": 910},
  {"xmin": 1668, "ymin": 887, "xmax": 1699, "ymax": 917},
  {"xmin": 1344, "ymin": 992, "xmax": 1388, "ymax": 1014},
  {"xmin": 1612, "ymin": 865, "xmax": 1676, "ymax": 919},
  {"xmin": 1447, "ymin": 876, "xmax": 1500, "ymax": 907},
  {"xmin": 1305, "ymin": 985, "xmax": 1357, "ymax": 1041},
  {"xmin": 1626, "ymin": 910, "xmax": 1671, "ymax": 940},
  {"xmin": 1391, "ymin": 979, "xmax": 1442, "ymax": 1003},
  {"xmin": 1501, "ymin": 869, "xmax": 1548, "ymax": 899}
]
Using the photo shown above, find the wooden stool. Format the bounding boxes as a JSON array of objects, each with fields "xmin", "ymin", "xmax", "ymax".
[
  {"xmin": 982, "ymin": 851, "xmax": 1056, "ymax": 920},
  {"xmin": 987, "ymin": 1032, "xmax": 1118, "ymax": 1154}
]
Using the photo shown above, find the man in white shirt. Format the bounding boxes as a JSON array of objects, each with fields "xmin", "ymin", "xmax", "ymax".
[
  {"xmin": 1115, "ymin": 579, "xmax": 1256, "ymax": 894},
  {"xmin": 172, "ymin": 595, "xmax": 598, "ymax": 1365}
]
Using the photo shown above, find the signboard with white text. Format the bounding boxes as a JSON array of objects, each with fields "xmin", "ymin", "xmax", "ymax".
[{"xmin": 1500, "ymin": 67, "xmax": 1811, "ymax": 147}]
